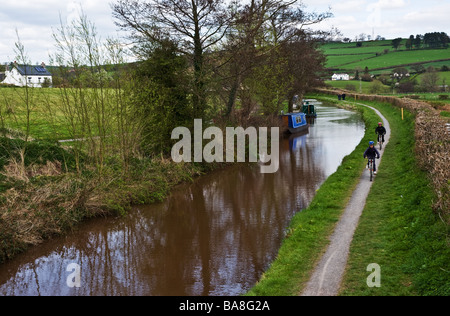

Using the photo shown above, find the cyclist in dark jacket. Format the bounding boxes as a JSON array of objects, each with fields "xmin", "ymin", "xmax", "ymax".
[
  {"xmin": 364, "ymin": 141, "xmax": 380, "ymax": 174},
  {"xmin": 376, "ymin": 122, "xmax": 387, "ymax": 144}
]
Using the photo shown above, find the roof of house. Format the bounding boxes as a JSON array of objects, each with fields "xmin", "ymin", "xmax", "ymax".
[{"xmin": 13, "ymin": 65, "xmax": 52, "ymax": 76}]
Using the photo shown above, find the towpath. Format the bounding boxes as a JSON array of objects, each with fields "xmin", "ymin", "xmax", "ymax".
[{"xmin": 301, "ymin": 103, "xmax": 391, "ymax": 296}]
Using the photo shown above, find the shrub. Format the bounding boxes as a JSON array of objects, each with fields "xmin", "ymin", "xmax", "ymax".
[
  {"xmin": 398, "ymin": 81, "xmax": 416, "ymax": 93},
  {"xmin": 361, "ymin": 73, "xmax": 373, "ymax": 82}
]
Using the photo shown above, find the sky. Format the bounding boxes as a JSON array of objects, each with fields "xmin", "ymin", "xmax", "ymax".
[{"xmin": 0, "ymin": 0, "xmax": 449, "ymax": 65}]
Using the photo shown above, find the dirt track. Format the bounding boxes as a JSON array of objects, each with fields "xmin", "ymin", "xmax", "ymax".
[{"xmin": 301, "ymin": 103, "xmax": 390, "ymax": 296}]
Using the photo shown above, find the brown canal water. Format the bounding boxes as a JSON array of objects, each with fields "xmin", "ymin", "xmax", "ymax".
[{"xmin": 0, "ymin": 103, "xmax": 365, "ymax": 296}]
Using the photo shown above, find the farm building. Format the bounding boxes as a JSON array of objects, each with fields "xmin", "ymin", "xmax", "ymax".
[
  {"xmin": 2, "ymin": 62, "xmax": 52, "ymax": 88},
  {"xmin": 332, "ymin": 73, "xmax": 350, "ymax": 81}
]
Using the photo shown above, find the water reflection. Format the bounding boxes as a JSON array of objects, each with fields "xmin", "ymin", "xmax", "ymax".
[{"xmin": 0, "ymin": 103, "xmax": 365, "ymax": 296}]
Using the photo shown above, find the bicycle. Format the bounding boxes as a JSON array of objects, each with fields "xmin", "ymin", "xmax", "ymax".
[
  {"xmin": 368, "ymin": 158, "xmax": 375, "ymax": 182},
  {"xmin": 377, "ymin": 134, "xmax": 384, "ymax": 150}
]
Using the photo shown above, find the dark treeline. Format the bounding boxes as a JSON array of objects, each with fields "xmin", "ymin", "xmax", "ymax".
[{"xmin": 403, "ymin": 32, "xmax": 450, "ymax": 50}]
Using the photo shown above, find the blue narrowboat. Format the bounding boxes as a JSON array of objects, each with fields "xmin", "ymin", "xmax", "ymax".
[{"xmin": 281, "ymin": 112, "xmax": 309, "ymax": 134}]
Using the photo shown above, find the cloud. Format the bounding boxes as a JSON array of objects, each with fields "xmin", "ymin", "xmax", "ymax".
[
  {"xmin": 0, "ymin": 0, "xmax": 118, "ymax": 63},
  {"xmin": 399, "ymin": 3, "xmax": 450, "ymax": 34},
  {"xmin": 333, "ymin": 0, "xmax": 368, "ymax": 13},
  {"xmin": 303, "ymin": 0, "xmax": 449, "ymax": 39},
  {"xmin": 374, "ymin": 0, "xmax": 407, "ymax": 10}
]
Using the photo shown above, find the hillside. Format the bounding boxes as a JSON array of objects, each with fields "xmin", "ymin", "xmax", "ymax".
[
  {"xmin": 321, "ymin": 39, "xmax": 450, "ymax": 98},
  {"xmin": 322, "ymin": 39, "xmax": 450, "ymax": 75}
]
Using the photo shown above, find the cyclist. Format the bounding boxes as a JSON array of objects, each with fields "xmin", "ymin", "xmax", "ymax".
[
  {"xmin": 375, "ymin": 122, "xmax": 387, "ymax": 145},
  {"xmin": 364, "ymin": 141, "xmax": 380, "ymax": 174}
]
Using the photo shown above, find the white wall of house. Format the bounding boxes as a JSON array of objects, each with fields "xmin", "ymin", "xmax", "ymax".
[
  {"xmin": 2, "ymin": 68, "xmax": 52, "ymax": 88},
  {"xmin": 332, "ymin": 74, "xmax": 350, "ymax": 81}
]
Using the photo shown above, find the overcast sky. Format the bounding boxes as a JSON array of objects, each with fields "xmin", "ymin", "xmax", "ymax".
[{"xmin": 0, "ymin": 0, "xmax": 449, "ymax": 65}]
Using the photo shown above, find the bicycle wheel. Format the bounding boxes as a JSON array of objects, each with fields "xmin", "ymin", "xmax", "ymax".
[
  {"xmin": 369, "ymin": 160, "xmax": 374, "ymax": 182},
  {"xmin": 378, "ymin": 135, "xmax": 383, "ymax": 150}
]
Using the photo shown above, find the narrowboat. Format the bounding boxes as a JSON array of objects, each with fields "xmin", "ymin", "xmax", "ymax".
[
  {"xmin": 281, "ymin": 112, "xmax": 309, "ymax": 134},
  {"xmin": 302, "ymin": 100, "xmax": 317, "ymax": 118}
]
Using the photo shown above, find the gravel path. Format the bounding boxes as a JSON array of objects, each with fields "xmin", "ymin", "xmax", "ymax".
[{"xmin": 301, "ymin": 103, "xmax": 391, "ymax": 296}]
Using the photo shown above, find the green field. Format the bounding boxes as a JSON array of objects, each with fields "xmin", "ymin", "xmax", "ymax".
[
  {"xmin": 338, "ymin": 49, "xmax": 449, "ymax": 71},
  {"xmin": 0, "ymin": 88, "xmax": 66, "ymax": 140},
  {"xmin": 0, "ymin": 87, "xmax": 123, "ymax": 141},
  {"xmin": 323, "ymin": 40, "xmax": 450, "ymax": 74},
  {"xmin": 326, "ymin": 54, "xmax": 376, "ymax": 68},
  {"xmin": 322, "ymin": 40, "xmax": 392, "ymax": 55},
  {"xmin": 322, "ymin": 39, "xmax": 450, "ymax": 98},
  {"xmin": 324, "ymin": 80, "xmax": 385, "ymax": 94},
  {"xmin": 416, "ymin": 70, "xmax": 450, "ymax": 84}
]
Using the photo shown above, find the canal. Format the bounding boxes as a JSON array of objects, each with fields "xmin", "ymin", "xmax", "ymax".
[{"xmin": 0, "ymin": 102, "xmax": 365, "ymax": 296}]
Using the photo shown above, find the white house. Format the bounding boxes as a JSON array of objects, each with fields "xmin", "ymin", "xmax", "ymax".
[
  {"xmin": 2, "ymin": 62, "xmax": 52, "ymax": 88},
  {"xmin": 332, "ymin": 73, "xmax": 350, "ymax": 81}
]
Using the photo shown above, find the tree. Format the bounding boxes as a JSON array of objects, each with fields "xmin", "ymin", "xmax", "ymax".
[
  {"xmin": 398, "ymin": 81, "xmax": 416, "ymax": 93},
  {"xmin": 392, "ymin": 37, "xmax": 402, "ymax": 50},
  {"xmin": 406, "ymin": 35, "xmax": 414, "ymax": 50},
  {"xmin": 423, "ymin": 32, "xmax": 450, "ymax": 48},
  {"xmin": 421, "ymin": 66, "xmax": 440, "ymax": 92},
  {"xmin": 412, "ymin": 64, "xmax": 426, "ymax": 74},
  {"xmin": 112, "ymin": 0, "xmax": 234, "ymax": 119},
  {"xmin": 369, "ymin": 80, "xmax": 386, "ymax": 94},
  {"xmin": 414, "ymin": 34, "xmax": 422, "ymax": 49},
  {"xmin": 214, "ymin": 0, "xmax": 331, "ymax": 116},
  {"xmin": 282, "ymin": 34, "xmax": 327, "ymax": 113},
  {"xmin": 218, "ymin": 0, "xmax": 299, "ymax": 117},
  {"xmin": 130, "ymin": 39, "xmax": 191, "ymax": 155}
]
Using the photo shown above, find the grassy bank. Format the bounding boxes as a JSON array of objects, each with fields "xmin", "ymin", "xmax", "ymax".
[
  {"xmin": 246, "ymin": 96, "xmax": 381, "ymax": 296},
  {"xmin": 247, "ymin": 94, "xmax": 449, "ymax": 296}
]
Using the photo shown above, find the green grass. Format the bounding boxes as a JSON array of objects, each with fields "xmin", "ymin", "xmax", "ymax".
[
  {"xmin": 321, "ymin": 40, "xmax": 392, "ymax": 55},
  {"xmin": 322, "ymin": 40, "xmax": 450, "ymax": 74},
  {"xmin": 340, "ymin": 49, "xmax": 450, "ymax": 71},
  {"xmin": 326, "ymin": 54, "xmax": 376, "ymax": 68},
  {"xmin": 0, "ymin": 87, "xmax": 126, "ymax": 141},
  {"xmin": 0, "ymin": 87, "xmax": 71, "ymax": 140},
  {"xmin": 324, "ymin": 80, "xmax": 391, "ymax": 94},
  {"xmin": 339, "ymin": 100, "xmax": 450, "ymax": 296},
  {"xmin": 416, "ymin": 71, "xmax": 450, "ymax": 84}
]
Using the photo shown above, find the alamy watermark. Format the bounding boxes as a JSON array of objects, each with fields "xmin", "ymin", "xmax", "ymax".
[
  {"xmin": 66, "ymin": 263, "xmax": 81, "ymax": 288},
  {"xmin": 171, "ymin": 119, "xmax": 280, "ymax": 174},
  {"xmin": 367, "ymin": 263, "xmax": 381, "ymax": 288}
]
